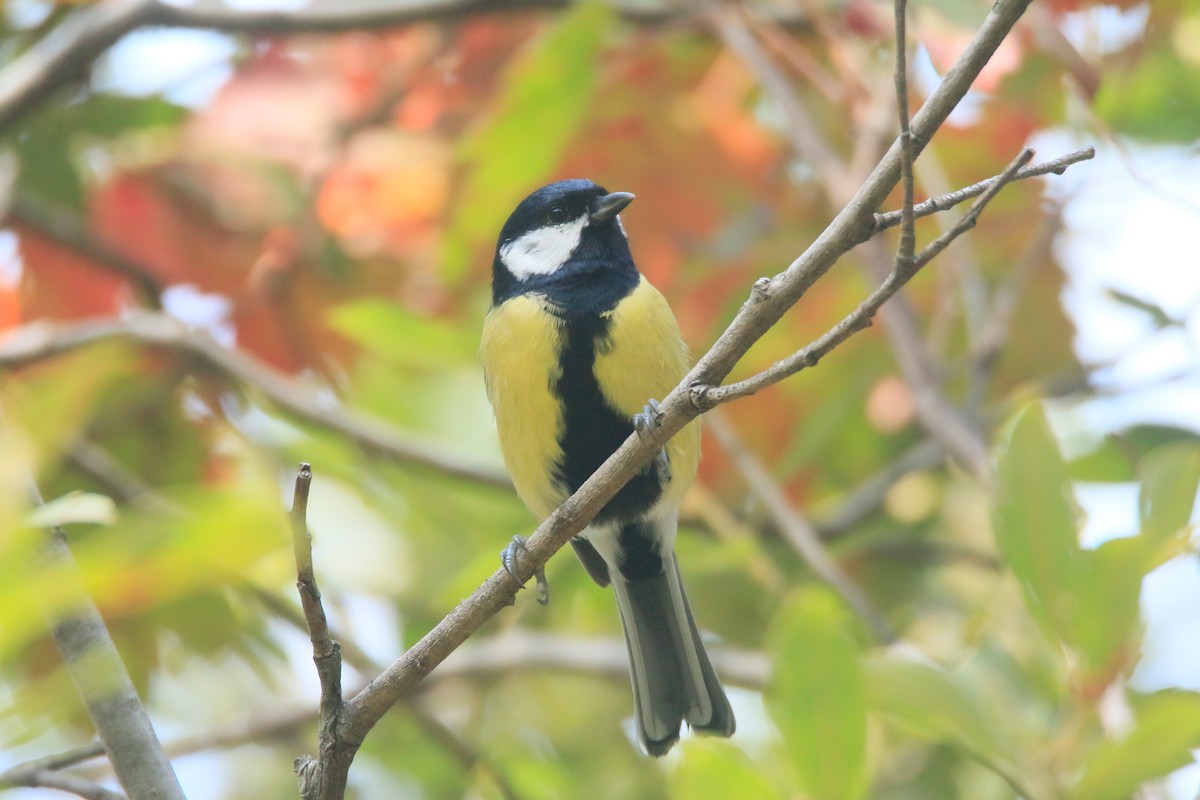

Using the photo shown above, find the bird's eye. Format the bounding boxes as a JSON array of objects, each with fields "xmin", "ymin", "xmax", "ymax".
[{"xmin": 547, "ymin": 206, "xmax": 568, "ymax": 224}]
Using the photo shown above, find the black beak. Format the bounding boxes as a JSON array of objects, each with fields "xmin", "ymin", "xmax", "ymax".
[{"xmin": 591, "ymin": 191, "xmax": 635, "ymax": 223}]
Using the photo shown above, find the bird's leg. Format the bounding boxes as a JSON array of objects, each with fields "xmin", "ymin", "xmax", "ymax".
[
  {"xmin": 500, "ymin": 534, "xmax": 550, "ymax": 605},
  {"xmin": 633, "ymin": 398, "xmax": 672, "ymax": 485}
]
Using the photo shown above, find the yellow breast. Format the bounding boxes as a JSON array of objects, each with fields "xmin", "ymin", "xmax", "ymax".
[
  {"xmin": 481, "ymin": 278, "xmax": 700, "ymax": 520},
  {"xmin": 481, "ymin": 294, "xmax": 567, "ymax": 519},
  {"xmin": 594, "ymin": 278, "xmax": 700, "ymax": 508}
]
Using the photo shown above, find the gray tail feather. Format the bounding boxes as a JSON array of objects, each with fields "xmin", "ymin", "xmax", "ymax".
[{"xmin": 610, "ymin": 552, "xmax": 735, "ymax": 756}]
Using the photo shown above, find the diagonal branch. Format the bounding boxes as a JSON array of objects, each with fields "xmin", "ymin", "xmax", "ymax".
[
  {"xmin": 716, "ymin": 0, "xmax": 1072, "ymax": 481},
  {"xmin": 1, "ymin": 768, "xmax": 126, "ymax": 800},
  {"xmin": 871, "ymin": 147, "xmax": 1094, "ymax": 233},
  {"xmin": 1, "ymin": 0, "xmax": 1073, "ymax": 792},
  {"xmin": 912, "ymin": 149, "xmax": 1036, "ymax": 270},
  {"xmin": 0, "ymin": 0, "xmax": 799, "ymax": 134},
  {"xmin": 27, "ymin": 481, "xmax": 185, "ymax": 800},
  {"xmin": 285, "ymin": 0, "xmax": 1056, "ymax": 791},
  {"xmin": 0, "ymin": 313, "xmax": 510, "ymax": 488},
  {"xmin": 694, "ymin": 147, "xmax": 1039, "ymax": 411}
]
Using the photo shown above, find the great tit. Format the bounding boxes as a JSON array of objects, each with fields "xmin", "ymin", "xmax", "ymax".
[{"xmin": 481, "ymin": 179, "xmax": 735, "ymax": 756}]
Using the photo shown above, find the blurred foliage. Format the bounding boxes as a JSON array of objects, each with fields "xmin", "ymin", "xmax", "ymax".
[{"xmin": 1, "ymin": 0, "xmax": 1199, "ymax": 797}]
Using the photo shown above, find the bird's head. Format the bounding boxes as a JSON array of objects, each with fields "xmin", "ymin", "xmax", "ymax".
[{"xmin": 492, "ymin": 180, "xmax": 636, "ymax": 302}]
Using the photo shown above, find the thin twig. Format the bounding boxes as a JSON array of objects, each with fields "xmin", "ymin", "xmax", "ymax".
[
  {"xmin": 67, "ymin": 439, "xmax": 184, "ymax": 517},
  {"xmin": 872, "ymin": 147, "xmax": 1095, "ymax": 233},
  {"xmin": 710, "ymin": 0, "xmax": 1067, "ymax": 482},
  {"xmin": 249, "ymin": 586, "xmax": 524, "ymax": 800},
  {"xmin": 1, "ymin": 769, "xmax": 127, "ymax": 800},
  {"xmin": 706, "ymin": 411, "xmax": 895, "ymax": 643},
  {"xmin": 0, "ymin": 0, "xmax": 801, "ymax": 134},
  {"xmin": 913, "ymin": 148, "xmax": 1036, "ymax": 270},
  {"xmin": 0, "ymin": 313, "xmax": 510, "ymax": 488},
  {"xmin": 693, "ymin": 146, "xmax": 1046, "ymax": 414},
  {"xmin": 280, "ymin": 0, "xmax": 1054, "ymax": 790},
  {"xmin": 894, "ymin": 0, "xmax": 917, "ymax": 273},
  {"xmin": 877, "ymin": 0, "xmax": 989, "ymax": 473},
  {"xmin": 1, "ymin": 705, "xmax": 331, "ymax": 789},
  {"xmin": 289, "ymin": 463, "xmax": 350, "ymax": 800},
  {"xmin": 27, "ymin": 481, "xmax": 186, "ymax": 800}
]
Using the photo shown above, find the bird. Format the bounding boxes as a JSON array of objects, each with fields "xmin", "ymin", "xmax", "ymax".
[{"xmin": 480, "ymin": 178, "xmax": 735, "ymax": 756}]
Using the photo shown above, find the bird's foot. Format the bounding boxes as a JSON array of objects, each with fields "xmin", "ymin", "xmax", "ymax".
[
  {"xmin": 500, "ymin": 534, "xmax": 549, "ymax": 605},
  {"xmin": 633, "ymin": 398, "xmax": 663, "ymax": 439},
  {"xmin": 633, "ymin": 399, "xmax": 672, "ymax": 485}
]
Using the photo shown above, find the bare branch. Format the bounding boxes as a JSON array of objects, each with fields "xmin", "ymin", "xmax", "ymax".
[
  {"xmin": 893, "ymin": 0, "xmax": 917, "ymax": 273},
  {"xmin": 706, "ymin": 411, "xmax": 895, "ymax": 643},
  {"xmin": 289, "ymin": 463, "xmax": 350, "ymax": 800},
  {"xmin": 0, "ymin": 0, "xmax": 800, "ymax": 134},
  {"xmin": 913, "ymin": 148, "xmax": 1036, "ymax": 269},
  {"xmin": 872, "ymin": 147, "xmax": 1095, "ymax": 233},
  {"xmin": 693, "ymin": 148, "xmax": 1047, "ymax": 426},
  {"xmin": 251, "ymin": 586, "xmax": 525, "ymax": 800},
  {"xmin": 286, "ymin": 3, "xmax": 1048, "ymax": 787},
  {"xmin": 7, "ymin": 0, "xmax": 1076, "ymax": 790},
  {"xmin": 1, "ymin": 768, "xmax": 126, "ymax": 800},
  {"xmin": 28, "ymin": 481, "xmax": 185, "ymax": 800},
  {"xmin": 717, "ymin": 0, "xmax": 994, "ymax": 479},
  {"xmin": 0, "ymin": 314, "xmax": 510, "ymax": 488}
]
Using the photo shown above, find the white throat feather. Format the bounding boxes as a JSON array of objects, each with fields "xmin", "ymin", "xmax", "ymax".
[{"xmin": 499, "ymin": 215, "xmax": 589, "ymax": 280}]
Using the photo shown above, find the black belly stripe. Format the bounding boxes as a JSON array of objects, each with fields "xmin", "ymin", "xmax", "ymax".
[{"xmin": 554, "ymin": 314, "xmax": 664, "ymax": 525}]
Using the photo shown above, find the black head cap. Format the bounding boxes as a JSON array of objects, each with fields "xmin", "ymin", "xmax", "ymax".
[
  {"xmin": 496, "ymin": 179, "xmax": 628, "ymax": 247},
  {"xmin": 491, "ymin": 179, "xmax": 638, "ymax": 309}
]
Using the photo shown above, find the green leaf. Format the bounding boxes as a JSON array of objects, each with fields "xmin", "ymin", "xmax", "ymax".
[
  {"xmin": 767, "ymin": 588, "xmax": 868, "ymax": 800},
  {"xmin": 1137, "ymin": 442, "xmax": 1200, "ymax": 553},
  {"xmin": 327, "ymin": 298, "xmax": 478, "ymax": 368},
  {"xmin": 1062, "ymin": 536, "xmax": 1144, "ymax": 674},
  {"xmin": 441, "ymin": 1, "xmax": 613, "ymax": 282},
  {"xmin": 9, "ymin": 93, "xmax": 186, "ymax": 208},
  {"xmin": 865, "ymin": 657, "xmax": 1041, "ymax": 797},
  {"xmin": 0, "ymin": 341, "xmax": 134, "ymax": 478},
  {"xmin": 992, "ymin": 403, "xmax": 1080, "ymax": 635},
  {"xmin": 1071, "ymin": 692, "xmax": 1200, "ymax": 800},
  {"xmin": 1095, "ymin": 46, "xmax": 1200, "ymax": 142},
  {"xmin": 26, "ymin": 492, "xmax": 117, "ymax": 528},
  {"xmin": 1066, "ymin": 436, "xmax": 1135, "ymax": 482},
  {"xmin": 670, "ymin": 740, "xmax": 781, "ymax": 800}
]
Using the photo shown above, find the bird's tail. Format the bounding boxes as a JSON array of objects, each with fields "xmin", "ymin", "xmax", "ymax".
[{"xmin": 610, "ymin": 544, "xmax": 735, "ymax": 756}]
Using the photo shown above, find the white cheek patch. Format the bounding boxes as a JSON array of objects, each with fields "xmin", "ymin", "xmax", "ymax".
[{"xmin": 499, "ymin": 215, "xmax": 588, "ymax": 280}]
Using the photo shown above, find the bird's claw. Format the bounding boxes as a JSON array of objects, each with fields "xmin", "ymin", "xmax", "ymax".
[
  {"xmin": 500, "ymin": 534, "xmax": 549, "ymax": 605},
  {"xmin": 633, "ymin": 398, "xmax": 663, "ymax": 439},
  {"xmin": 633, "ymin": 399, "xmax": 672, "ymax": 484}
]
